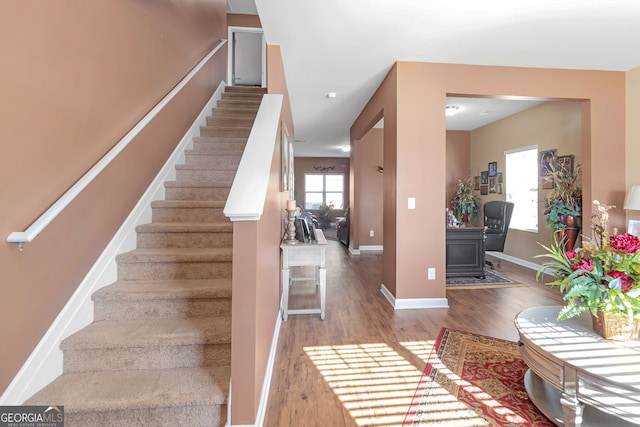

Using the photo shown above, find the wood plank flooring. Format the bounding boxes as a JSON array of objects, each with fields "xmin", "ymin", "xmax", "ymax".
[{"xmin": 264, "ymin": 240, "xmax": 564, "ymax": 426}]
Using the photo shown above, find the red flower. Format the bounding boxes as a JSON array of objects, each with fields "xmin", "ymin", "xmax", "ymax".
[
  {"xmin": 565, "ymin": 250, "xmax": 578, "ymax": 259},
  {"xmin": 605, "ymin": 270, "xmax": 634, "ymax": 292},
  {"xmin": 571, "ymin": 258, "xmax": 594, "ymax": 272},
  {"xmin": 609, "ymin": 233, "xmax": 640, "ymax": 254}
]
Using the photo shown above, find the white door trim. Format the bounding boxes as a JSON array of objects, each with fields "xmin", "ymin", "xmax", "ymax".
[{"xmin": 228, "ymin": 26, "xmax": 266, "ymax": 88}]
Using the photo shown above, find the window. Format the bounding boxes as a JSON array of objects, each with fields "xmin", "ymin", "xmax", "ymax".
[
  {"xmin": 505, "ymin": 146, "xmax": 538, "ymax": 232},
  {"xmin": 305, "ymin": 174, "xmax": 344, "ymax": 210}
]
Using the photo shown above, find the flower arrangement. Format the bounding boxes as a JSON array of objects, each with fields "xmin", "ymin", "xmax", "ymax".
[
  {"xmin": 536, "ymin": 201, "xmax": 640, "ymax": 321},
  {"xmin": 450, "ymin": 177, "xmax": 479, "ymax": 222},
  {"xmin": 543, "ymin": 162, "xmax": 582, "ymax": 230}
]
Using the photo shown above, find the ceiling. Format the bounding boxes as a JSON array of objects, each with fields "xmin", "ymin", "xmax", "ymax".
[{"xmin": 232, "ymin": 0, "xmax": 640, "ymax": 157}]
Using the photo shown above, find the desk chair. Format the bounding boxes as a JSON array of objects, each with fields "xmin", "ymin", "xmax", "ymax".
[{"xmin": 483, "ymin": 200, "xmax": 514, "ymax": 268}]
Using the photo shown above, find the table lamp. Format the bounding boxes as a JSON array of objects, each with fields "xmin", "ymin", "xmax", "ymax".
[{"xmin": 623, "ymin": 186, "xmax": 640, "ymax": 237}]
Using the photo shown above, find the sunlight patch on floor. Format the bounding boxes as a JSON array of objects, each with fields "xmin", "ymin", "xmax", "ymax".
[{"xmin": 304, "ymin": 343, "xmax": 422, "ymax": 426}]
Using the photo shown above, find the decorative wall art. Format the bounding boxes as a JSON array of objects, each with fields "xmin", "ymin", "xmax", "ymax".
[
  {"xmin": 497, "ymin": 183, "xmax": 503, "ymax": 194},
  {"xmin": 474, "ymin": 176, "xmax": 480, "ymax": 190},
  {"xmin": 539, "ymin": 149, "xmax": 557, "ymax": 177},
  {"xmin": 557, "ymin": 154, "xmax": 574, "ymax": 174},
  {"xmin": 480, "ymin": 185, "xmax": 488, "ymax": 195},
  {"xmin": 281, "ymin": 124, "xmax": 291, "ymax": 192},
  {"xmin": 481, "ymin": 171, "xmax": 489, "ymax": 185},
  {"xmin": 488, "ymin": 162, "xmax": 497, "ymax": 177},
  {"xmin": 489, "ymin": 178, "xmax": 496, "ymax": 193}
]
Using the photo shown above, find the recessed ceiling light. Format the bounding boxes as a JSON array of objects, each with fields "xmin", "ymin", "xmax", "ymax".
[
  {"xmin": 326, "ymin": 92, "xmax": 337, "ymax": 98},
  {"xmin": 480, "ymin": 111, "xmax": 491, "ymax": 116},
  {"xmin": 445, "ymin": 105, "xmax": 460, "ymax": 116}
]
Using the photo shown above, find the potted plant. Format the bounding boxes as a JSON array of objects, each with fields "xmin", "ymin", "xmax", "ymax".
[
  {"xmin": 536, "ymin": 201, "xmax": 640, "ymax": 341},
  {"xmin": 317, "ymin": 203, "xmax": 335, "ymax": 229},
  {"xmin": 543, "ymin": 162, "xmax": 582, "ymax": 250},
  {"xmin": 450, "ymin": 177, "xmax": 479, "ymax": 223}
]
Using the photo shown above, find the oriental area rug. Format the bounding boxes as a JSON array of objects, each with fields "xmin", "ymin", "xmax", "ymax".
[
  {"xmin": 446, "ymin": 269, "xmax": 527, "ymax": 290},
  {"xmin": 403, "ymin": 328, "xmax": 554, "ymax": 426}
]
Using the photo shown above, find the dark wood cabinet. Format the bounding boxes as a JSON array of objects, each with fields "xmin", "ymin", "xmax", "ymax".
[{"xmin": 446, "ymin": 226, "xmax": 486, "ymax": 278}]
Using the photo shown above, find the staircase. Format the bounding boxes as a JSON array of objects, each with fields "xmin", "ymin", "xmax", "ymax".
[{"xmin": 26, "ymin": 86, "xmax": 266, "ymax": 426}]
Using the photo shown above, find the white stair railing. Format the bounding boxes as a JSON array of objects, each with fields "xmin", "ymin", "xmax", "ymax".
[{"xmin": 7, "ymin": 39, "xmax": 228, "ymax": 250}]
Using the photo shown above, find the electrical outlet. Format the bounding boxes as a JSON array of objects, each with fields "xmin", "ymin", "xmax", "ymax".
[
  {"xmin": 428, "ymin": 268, "xmax": 436, "ymax": 280},
  {"xmin": 370, "ymin": 230, "xmax": 374, "ymax": 237}
]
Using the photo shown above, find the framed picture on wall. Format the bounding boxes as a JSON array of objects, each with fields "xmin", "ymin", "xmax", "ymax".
[
  {"xmin": 281, "ymin": 123, "xmax": 290, "ymax": 192},
  {"xmin": 497, "ymin": 183, "xmax": 503, "ymax": 194},
  {"xmin": 557, "ymin": 154, "xmax": 574, "ymax": 174},
  {"xmin": 488, "ymin": 162, "xmax": 497, "ymax": 177},
  {"xmin": 497, "ymin": 172, "xmax": 503, "ymax": 183},
  {"xmin": 480, "ymin": 185, "xmax": 488, "ymax": 195},
  {"xmin": 474, "ymin": 176, "xmax": 480, "ymax": 190},
  {"xmin": 489, "ymin": 178, "xmax": 497, "ymax": 193},
  {"xmin": 481, "ymin": 171, "xmax": 489, "ymax": 185},
  {"xmin": 539, "ymin": 149, "xmax": 557, "ymax": 177}
]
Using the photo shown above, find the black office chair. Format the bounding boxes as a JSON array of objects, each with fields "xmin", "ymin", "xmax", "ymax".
[{"xmin": 483, "ymin": 201, "xmax": 514, "ymax": 268}]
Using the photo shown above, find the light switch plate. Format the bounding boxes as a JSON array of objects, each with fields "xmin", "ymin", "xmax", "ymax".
[{"xmin": 408, "ymin": 197, "xmax": 416, "ymax": 209}]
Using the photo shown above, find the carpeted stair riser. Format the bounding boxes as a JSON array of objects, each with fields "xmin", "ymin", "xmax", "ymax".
[
  {"xmin": 216, "ymin": 99, "xmax": 261, "ymax": 109},
  {"xmin": 206, "ymin": 116, "xmax": 255, "ymax": 127},
  {"xmin": 184, "ymin": 151, "xmax": 242, "ymax": 169},
  {"xmin": 199, "ymin": 125, "xmax": 251, "ymax": 138},
  {"xmin": 164, "ymin": 182, "xmax": 231, "ymax": 201},
  {"xmin": 175, "ymin": 166, "xmax": 236, "ymax": 182},
  {"xmin": 23, "ymin": 87, "xmax": 264, "ymax": 427},
  {"xmin": 61, "ymin": 317, "xmax": 231, "ymax": 372},
  {"xmin": 212, "ymin": 107, "xmax": 259, "ymax": 118},
  {"xmin": 92, "ymin": 279, "xmax": 231, "ymax": 321},
  {"xmin": 136, "ymin": 223, "xmax": 232, "ymax": 248},
  {"xmin": 150, "ymin": 200, "xmax": 227, "ymax": 223},
  {"xmin": 191, "ymin": 137, "xmax": 247, "ymax": 152}
]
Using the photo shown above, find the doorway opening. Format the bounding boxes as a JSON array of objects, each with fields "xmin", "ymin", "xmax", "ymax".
[{"xmin": 228, "ymin": 26, "xmax": 266, "ymax": 87}]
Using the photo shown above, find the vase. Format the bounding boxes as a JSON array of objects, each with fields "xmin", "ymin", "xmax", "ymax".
[
  {"xmin": 557, "ymin": 214, "xmax": 580, "ymax": 251},
  {"xmin": 591, "ymin": 311, "xmax": 640, "ymax": 341}
]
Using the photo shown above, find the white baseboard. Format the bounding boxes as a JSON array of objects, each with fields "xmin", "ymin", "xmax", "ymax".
[
  {"xmin": 487, "ymin": 251, "xmax": 543, "ymax": 272},
  {"xmin": 359, "ymin": 245, "xmax": 383, "ymax": 252},
  {"xmin": 0, "ymin": 82, "xmax": 227, "ymax": 405},
  {"xmin": 380, "ymin": 284, "xmax": 449, "ymax": 310}
]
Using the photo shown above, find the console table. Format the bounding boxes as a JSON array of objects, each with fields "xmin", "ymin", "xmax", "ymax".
[
  {"xmin": 515, "ymin": 306, "xmax": 640, "ymax": 426},
  {"xmin": 445, "ymin": 226, "xmax": 486, "ymax": 278},
  {"xmin": 280, "ymin": 229, "xmax": 327, "ymax": 321}
]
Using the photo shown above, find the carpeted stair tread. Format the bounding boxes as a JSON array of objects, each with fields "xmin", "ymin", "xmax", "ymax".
[
  {"xmin": 61, "ymin": 317, "xmax": 231, "ymax": 349},
  {"xmin": 164, "ymin": 180, "xmax": 232, "ymax": 188},
  {"xmin": 151, "ymin": 200, "xmax": 226, "ymax": 209},
  {"xmin": 116, "ymin": 247, "xmax": 232, "ymax": 263},
  {"xmin": 136, "ymin": 222, "xmax": 232, "ymax": 233},
  {"xmin": 26, "ymin": 366, "xmax": 230, "ymax": 412},
  {"xmin": 93, "ymin": 279, "xmax": 232, "ymax": 301},
  {"xmin": 186, "ymin": 149, "xmax": 244, "ymax": 157}
]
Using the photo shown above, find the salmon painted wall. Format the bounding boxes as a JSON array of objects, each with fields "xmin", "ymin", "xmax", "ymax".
[
  {"xmin": 228, "ymin": 13, "xmax": 262, "ymax": 28},
  {"xmin": 627, "ymin": 67, "xmax": 640, "ymax": 227},
  {"xmin": 445, "ymin": 131, "xmax": 471, "ymax": 212},
  {"xmin": 352, "ymin": 61, "xmax": 625, "ymax": 300},
  {"xmin": 355, "ymin": 129, "xmax": 384, "ymax": 247},
  {"xmin": 0, "ymin": 0, "xmax": 227, "ymax": 394}
]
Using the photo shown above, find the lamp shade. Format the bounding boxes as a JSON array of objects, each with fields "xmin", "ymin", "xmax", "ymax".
[{"xmin": 624, "ymin": 186, "xmax": 640, "ymax": 211}]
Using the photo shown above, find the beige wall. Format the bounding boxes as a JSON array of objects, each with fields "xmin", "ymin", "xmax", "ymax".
[
  {"xmin": 0, "ymin": 0, "xmax": 227, "ymax": 394},
  {"xmin": 627, "ymin": 67, "xmax": 640, "ymax": 226},
  {"xmin": 470, "ymin": 101, "xmax": 583, "ymax": 263},
  {"xmin": 445, "ymin": 131, "xmax": 471, "ymax": 211},
  {"xmin": 352, "ymin": 61, "xmax": 625, "ymax": 300}
]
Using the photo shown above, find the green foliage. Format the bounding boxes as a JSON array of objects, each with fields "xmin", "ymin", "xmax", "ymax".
[
  {"xmin": 451, "ymin": 177, "xmax": 479, "ymax": 222},
  {"xmin": 543, "ymin": 162, "xmax": 582, "ymax": 230},
  {"xmin": 318, "ymin": 203, "xmax": 334, "ymax": 229},
  {"xmin": 535, "ymin": 231, "xmax": 640, "ymax": 321}
]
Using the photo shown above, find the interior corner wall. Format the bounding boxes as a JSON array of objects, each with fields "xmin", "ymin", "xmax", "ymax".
[
  {"xmin": 0, "ymin": 0, "xmax": 227, "ymax": 395},
  {"xmin": 266, "ymin": 45, "xmax": 294, "ymax": 138},
  {"xmin": 355, "ymin": 129, "xmax": 383, "ymax": 246},
  {"xmin": 626, "ymin": 67, "xmax": 640, "ymax": 227},
  {"xmin": 470, "ymin": 101, "xmax": 583, "ymax": 264},
  {"xmin": 445, "ymin": 131, "xmax": 471, "ymax": 210},
  {"xmin": 351, "ymin": 61, "xmax": 625, "ymax": 302}
]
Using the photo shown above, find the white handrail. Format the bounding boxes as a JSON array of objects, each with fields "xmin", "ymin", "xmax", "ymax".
[
  {"xmin": 7, "ymin": 39, "xmax": 228, "ymax": 250},
  {"xmin": 224, "ymin": 94, "xmax": 283, "ymax": 221}
]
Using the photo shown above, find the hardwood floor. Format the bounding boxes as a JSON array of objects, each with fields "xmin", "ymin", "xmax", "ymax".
[{"xmin": 264, "ymin": 241, "xmax": 564, "ymax": 426}]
